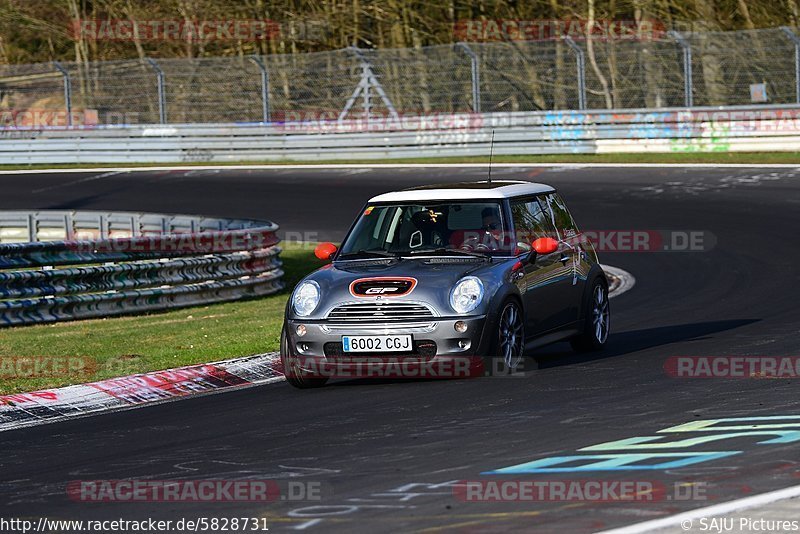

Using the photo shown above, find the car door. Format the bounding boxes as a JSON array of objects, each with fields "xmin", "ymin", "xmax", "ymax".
[
  {"xmin": 510, "ymin": 197, "xmax": 575, "ymax": 336},
  {"xmin": 538, "ymin": 192, "xmax": 582, "ymax": 325}
]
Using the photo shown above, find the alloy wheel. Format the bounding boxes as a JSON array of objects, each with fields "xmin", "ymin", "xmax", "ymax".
[
  {"xmin": 592, "ymin": 285, "xmax": 610, "ymax": 344},
  {"xmin": 499, "ymin": 302, "xmax": 524, "ymax": 368}
]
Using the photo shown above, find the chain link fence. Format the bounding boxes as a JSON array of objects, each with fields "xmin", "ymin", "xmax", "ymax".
[
  {"xmin": 686, "ymin": 28, "xmax": 798, "ymax": 107},
  {"xmin": 1, "ymin": 26, "xmax": 800, "ymax": 126}
]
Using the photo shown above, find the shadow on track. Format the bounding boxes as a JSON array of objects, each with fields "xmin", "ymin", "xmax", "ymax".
[
  {"xmin": 534, "ymin": 319, "xmax": 759, "ymax": 368},
  {"xmin": 306, "ymin": 320, "xmax": 758, "ymax": 388}
]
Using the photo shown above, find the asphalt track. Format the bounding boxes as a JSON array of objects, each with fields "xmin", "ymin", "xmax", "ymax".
[{"xmin": 1, "ymin": 165, "xmax": 800, "ymax": 532}]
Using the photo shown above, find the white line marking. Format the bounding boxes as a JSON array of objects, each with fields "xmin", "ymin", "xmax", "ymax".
[
  {"xmin": 292, "ymin": 518, "xmax": 323, "ymax": 530},
  {"xmin": 30, "ymin": 170, "xmax": 126, "ymax": 193},
  {"xmin": 2, "ymin": 163, "xmax": 800, "ymax": 175},
  {"xmin": 595, "ymin": 483, "xmax": 800, "ymax": 533}
]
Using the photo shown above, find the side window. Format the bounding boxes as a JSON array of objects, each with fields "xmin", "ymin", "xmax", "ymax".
[
  {"xmin": 538, "ymin": 193, "xmax": 578, "ymax": 240},
  {"xmin": 511, "ymin": 198, "xmax": 549, "ymax": 251}
]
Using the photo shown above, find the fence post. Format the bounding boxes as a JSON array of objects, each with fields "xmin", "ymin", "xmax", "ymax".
[
  {"xmin": 248, "ymin": 55, "xmax": 271, "ymax": 123},
  {"xmin": 52, "ymin": 62, "xmax": 72, "ymax": 127},
  {"xmin": 145, "ymin": 58, "xmax": 167, "ymax": 124},
  {"xmin": 455, "ymin": 42, "xmax": 481, "ymax": 113},
  {"xmin": 781, "ymin": 27, "xmax": 800, "ymax": 104},
  {"xmin": 361, "ymin": 59, "xmax": 371, "ymax": 127},
  {"xmin": 563, "ymin": 36, "xmax": 586, "ymax": 110},
  {"xmin": 668, "ymin": 30, "xmax": 694, "ymax": 107}
]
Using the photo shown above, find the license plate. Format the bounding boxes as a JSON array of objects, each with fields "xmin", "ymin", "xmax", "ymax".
[{"xmin": 342, "ymin": 335, "xmax": 413, "ymax": 353}]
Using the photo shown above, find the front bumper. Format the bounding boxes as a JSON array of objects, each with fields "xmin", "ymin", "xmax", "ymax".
[{"xmin": 285, "ymin": 315, "xmax": 491, "ymax": 369}]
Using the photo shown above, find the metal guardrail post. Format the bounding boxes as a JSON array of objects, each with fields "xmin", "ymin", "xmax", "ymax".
[
  {"xmin": 52, "ymin": 62, "xmax": 73, "ymax": 127},
  {"xmin": 146, "ymin": 58, "xmax": 167, "ymax": 124},
  {"xmin": 455, "ymin": 43, "xmax": 481, "ymax": 113},
  {"xmin": 668, "ymin": 30, "xmax": 694, "ymax": 107},
  {"xmin": 248, "ymin": 55, "xmax": 271, "ymax": 123},
  {"xmin": 563, "ymin": 36, "xmax": 586, "ymax": 110},
  {"xmin": 781, "ymin": 27, "xmax": 800, "ymax": 104}
]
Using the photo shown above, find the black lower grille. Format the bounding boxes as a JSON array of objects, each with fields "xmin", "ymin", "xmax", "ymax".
[{"xmin": 324, "ymin": 340, "xmax": 437, "ymax": 361}]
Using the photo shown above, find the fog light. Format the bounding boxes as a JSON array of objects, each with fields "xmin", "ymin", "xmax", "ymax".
[
  {"xmin": 454, "ymin": 321, "xmax": 468, "ymax": 333},
  {"xmin": 296, "ymin": 324, "xmax": 307, "ymax": 337},
  {"xmin": 300, "ymin": 343, "xmax": 310, "ymax": 352},
  {"xmin": 458, "ymin": 340, "xmax": 471, "ymax": 350}
]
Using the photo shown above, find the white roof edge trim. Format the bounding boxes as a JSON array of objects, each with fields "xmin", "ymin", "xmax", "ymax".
[{"xmin": 368, "ymin": 183, "xmax": 555, "ymax": 203}]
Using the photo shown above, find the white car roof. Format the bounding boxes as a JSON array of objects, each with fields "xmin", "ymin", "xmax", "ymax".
[{"xmin": 369, "ymin": 180, "xmax": 555, "ymax": 203}]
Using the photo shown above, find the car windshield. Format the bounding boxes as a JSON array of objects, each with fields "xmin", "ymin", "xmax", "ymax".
[{"xmin": 338, "ymin": 201, "xmax": 512, "ymax": 258}]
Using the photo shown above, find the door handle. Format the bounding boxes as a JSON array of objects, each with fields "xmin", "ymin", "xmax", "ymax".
[{"xmin": 559, "ymin": 255, "xmax": 570, "ymax": 264}]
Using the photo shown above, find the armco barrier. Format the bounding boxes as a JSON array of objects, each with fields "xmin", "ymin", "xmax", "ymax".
[
  {"xmin": 2, "ymin": 103, "xmax": 800, "ymax": 163},
  {"xmin": 0, "ymin": 211, "xmax": 283, "ymax": 327}
]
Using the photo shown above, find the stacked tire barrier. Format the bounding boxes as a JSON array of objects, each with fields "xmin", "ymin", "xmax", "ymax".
[{"xmin": 0, "ymin": 211, "xmax": 283, "ymax": 327}]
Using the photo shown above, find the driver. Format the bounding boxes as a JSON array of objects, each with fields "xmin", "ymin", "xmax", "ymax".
[
  {"xmin": 450, "ymin": 206, "xmax": 506, "ymax": 251},
  {"xmin": 481, "ymin": 207, "xmax": 501, "ymax": 231}
]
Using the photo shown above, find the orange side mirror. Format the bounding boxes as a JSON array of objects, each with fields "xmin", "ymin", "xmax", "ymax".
[
  {"xmin": 532, "ymin": 237, "xmax": 559, "ymax": 255},
  {"xmin": 314, "ymin": 242, "xmax": 338, "ymax": 261}
]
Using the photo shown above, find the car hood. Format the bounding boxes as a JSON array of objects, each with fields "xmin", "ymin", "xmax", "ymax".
[{"xmin": 293, "ymin": 257, "xmax": 507, "ymax": 320}]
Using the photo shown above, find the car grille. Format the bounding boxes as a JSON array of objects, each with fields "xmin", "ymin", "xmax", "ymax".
[
  {"xmin": 350, "ymin": 278, "xmax": 415, "ymax": 297},
  {"xmin": 327, "ymin": 302, "xmax": 435, "ymax": 323},
  {"xmin": 324, "ymin": 340, "xmax": 437, "ymax": 361}
]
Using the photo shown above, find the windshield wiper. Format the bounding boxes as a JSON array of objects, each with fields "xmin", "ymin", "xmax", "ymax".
[
  {"xmin": 407, "ymin": 248, "xmax": 491, "ymax": 260},
  {"xmin": 338, "ymin": 249, "xmax": 400, "ymax": 260}
]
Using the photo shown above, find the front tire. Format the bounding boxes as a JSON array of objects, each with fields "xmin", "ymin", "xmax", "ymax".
[
  {"xmin": 280, "ymin": 327, "xmax": 328, "ymax": 389},
  {"xmin": 571, "ymin": 278, "xmax": 610, "ymax": 352},
  {"xmin": 485, "ymin": 299, "xmax": 525, "ymax": 375}
]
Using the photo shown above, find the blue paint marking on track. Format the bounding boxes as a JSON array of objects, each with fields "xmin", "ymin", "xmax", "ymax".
[
  {"xmin": 482, "ymin": 452, "xmax": 740, "ymax": 474},
  {"xmin": 484, "ymin": 415, "xmax": 800, "ymax": 474}
]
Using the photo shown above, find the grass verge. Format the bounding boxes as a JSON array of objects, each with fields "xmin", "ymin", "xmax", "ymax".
[
  {"xmin": 0, "ymin": 243, "xmax": 322, "ymax": 395},
  {"xmin": 1, "ymin": 152, "xmax": 800, "ymax": 170}
]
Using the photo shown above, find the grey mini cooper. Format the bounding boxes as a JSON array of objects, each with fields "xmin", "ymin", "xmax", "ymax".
[{"xmin": 281, "ymin": 180, "xmax": 609, "ymax": 388}]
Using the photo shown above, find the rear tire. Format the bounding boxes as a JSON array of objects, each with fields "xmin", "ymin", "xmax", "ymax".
[
  {"xmin": 280, "ymin": 327, "xmax": 328, "ymax": 389},
  {"xmin": 570, "ymin": 277, "xmax": 610, "ymax": 352}
]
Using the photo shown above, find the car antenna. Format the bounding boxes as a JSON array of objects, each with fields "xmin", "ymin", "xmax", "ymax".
[{"xmin": 486, "ymin": 128, "xmax": 495, "ymax": 184}]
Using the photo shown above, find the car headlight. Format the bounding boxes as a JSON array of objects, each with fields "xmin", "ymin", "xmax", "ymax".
[
  {"xmin": 293, "ymin": 280, "xmax": 320, "ymax": 317},
  {"xmin": 450, "ymin": 276, "xmax": 484, "ymax": 314}
]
